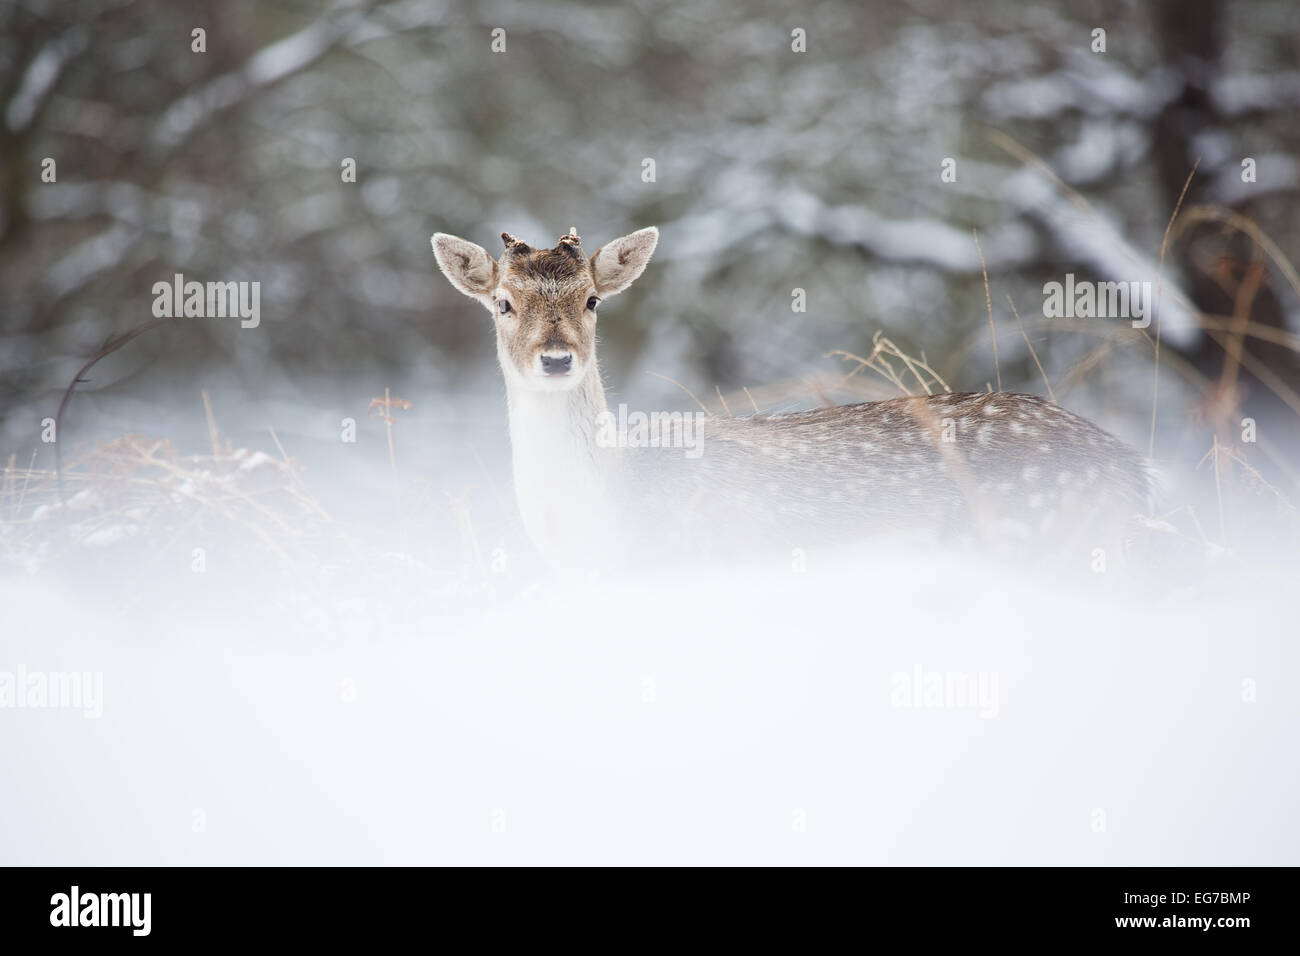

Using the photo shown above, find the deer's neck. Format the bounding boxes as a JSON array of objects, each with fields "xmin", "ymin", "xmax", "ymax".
[{"xmin": 504, "ymin": 363, "xmax": 622, "ymax": 567}]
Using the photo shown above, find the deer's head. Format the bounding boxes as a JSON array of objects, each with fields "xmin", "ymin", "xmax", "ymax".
[{"xmin": 431, "ymin": 226, "xmax": 658, "ymax": 393}]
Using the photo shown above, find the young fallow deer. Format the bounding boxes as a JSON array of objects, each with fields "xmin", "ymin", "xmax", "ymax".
[{"xmin": 432, "ymin": 226, "xmax": 1154, "ymax": 571}]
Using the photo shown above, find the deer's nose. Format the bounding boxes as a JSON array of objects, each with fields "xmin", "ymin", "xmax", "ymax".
[{"xmin": 540, "ymin": 352, "xmax": 573, "ymax": 376}]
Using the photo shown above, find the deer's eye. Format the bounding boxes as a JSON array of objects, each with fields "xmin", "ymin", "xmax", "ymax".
[
  {"xmin": 496, "ymin": 299, "xmax": 512, "ymax": 314},
  {"xmin": 586, "ymin": 296, "xmax": 600, "ymax": 312}
]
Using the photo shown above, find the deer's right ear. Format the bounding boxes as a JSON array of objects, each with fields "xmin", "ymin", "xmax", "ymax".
[{"xmin": 431, "ymin": 233, "xmax": 498, "ymax": 307}]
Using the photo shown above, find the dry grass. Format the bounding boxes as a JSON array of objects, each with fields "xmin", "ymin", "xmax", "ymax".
[
  {"xmin": 2, "ymin": 434, "xmax": 329, "ymax": 572},
  {"xmin": 0, "ymin": 399, "xmax": 508, "ymax": 632},
  {"xmin": 827, "ymin": 333, "xmax": 952, "ymax": 397}
]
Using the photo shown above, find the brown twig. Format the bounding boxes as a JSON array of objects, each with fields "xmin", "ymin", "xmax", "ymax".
[
  {"xmin": 1149, "ymin": 160, "xmax": 1201, "ymax": 459},
  {"xmin": 53, "ymin": 316, "xmax": 175, "ymax": 507},
  {"xmin": 1005, "ymin": 294, "xmax": 1056, "ymax": 403},
  {"xmin": 368, "ymin": 388, "xmax": 412, "ymax": 515},
  {"xmin": 715, "ymin": 385, "xmax": 732, "ymax": 417},
  {"xmin": 973, "ymin": 228, "xmax": 999, "ymax": 391},
  {"xmin": 645, "ymin": 371, "xmax": 711, "ymax": 415}
]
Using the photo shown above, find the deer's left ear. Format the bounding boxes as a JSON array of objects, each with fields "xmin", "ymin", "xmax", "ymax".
[
  {"xmin": 431, "ymin": 233, "xmax": 499, "ymax": 309},
  {"xmin": 590, "ymin": 227, "xmax": 658, "ymax": 297}
]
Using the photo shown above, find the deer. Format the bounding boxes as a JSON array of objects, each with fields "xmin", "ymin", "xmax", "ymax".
[{"xmin": 431, "ymin": 226, "xmax": 1156, "ymax": 573}]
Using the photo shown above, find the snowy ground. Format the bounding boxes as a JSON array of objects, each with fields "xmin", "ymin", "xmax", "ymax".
[{"xmin": 3, "ymin": 528, "xmax": 1297, "ymax": 865}]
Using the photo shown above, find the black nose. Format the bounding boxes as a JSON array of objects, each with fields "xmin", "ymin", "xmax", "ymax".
[{"xmin": 540, "ymin": 353, "xmax": 573, "ymax": 375}]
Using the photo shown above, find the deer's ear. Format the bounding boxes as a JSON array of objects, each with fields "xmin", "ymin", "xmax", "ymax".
[
  {"xmin": 590, "ymin": 227, "xmax": 658, "ymax": 297},
  {"xmin": 431, "ymin": 233, "xmax": 498, "ymax": 306}
]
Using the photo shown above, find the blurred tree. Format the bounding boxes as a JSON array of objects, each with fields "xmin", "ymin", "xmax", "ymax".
[{"xmin": 1, "ymin": 0, "xmax": 1297, "ymax": 484}]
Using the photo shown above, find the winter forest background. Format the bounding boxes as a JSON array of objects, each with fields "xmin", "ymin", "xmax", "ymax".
[{"xmin": 4, "ymin": 0, "xmax": 1299, "ymax": 473}]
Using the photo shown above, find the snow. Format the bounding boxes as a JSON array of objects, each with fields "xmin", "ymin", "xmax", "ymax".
[
  {"xmin": 2, "ymin": 540, "xmax": 1296, "ymax": 865},
  {"xmin": 5, "ymin": 28, "xmax": 88, "ymax": 133}
]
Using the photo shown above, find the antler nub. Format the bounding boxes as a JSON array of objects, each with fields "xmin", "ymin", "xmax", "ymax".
[
  {"xmin": 557, "ymin": 226, "xmax": 581, "ymax": 248},
  {"xmin": 501, "ymin": 232, "xmax": 529, "ymax": 251}
]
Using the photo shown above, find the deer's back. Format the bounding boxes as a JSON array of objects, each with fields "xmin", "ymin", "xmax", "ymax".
[{"xmin": 630, "ymin": 392, "xmax": 1151, "ymax": 552}]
